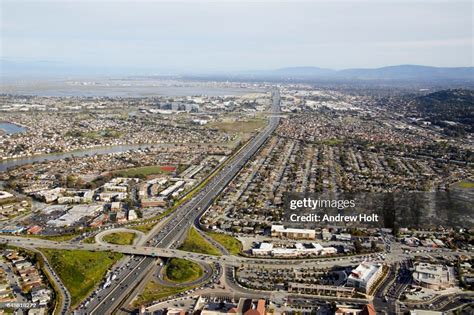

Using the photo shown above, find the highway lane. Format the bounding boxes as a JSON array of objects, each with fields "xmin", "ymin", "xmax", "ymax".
[
  {"xmin": 2, "ymin": 235, "xmax": 468, "ymax": 313},
  {"xmin": 85, "ymin": 256, "xmax": 156, "ymax": 314},
  {"xmin": 0, "ymin": 235, "xmax": 410, "ymax": 269},
  {"xmin": 5, "ymin": 87, "xmax": 471, "ymax": 314},
  {"xmin": 150, "ymin": 90, "xmax": 281, "ymax": 249},
  {"xmin": 82, "ymin": 88, "xmax": 282, "ymax": 314},
  {"xmin": 71, "ymin": 96, "xmax": 282, "ymax": 314}
]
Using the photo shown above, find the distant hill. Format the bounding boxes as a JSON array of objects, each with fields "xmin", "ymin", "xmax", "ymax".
[
  {"xmin": 253, "ymin": 65, "xmax": 474, "ymax": 81},
  {"xmin": 2, "ymin": 59, "xmax": 473, "ymax": 83},
  {"xmin": 411, "ymin": 89, "xmax": 474, "ymax": 136},
  {"xmin": 338, "ymin": 65, "xmax": 474, "ymax": 81}
]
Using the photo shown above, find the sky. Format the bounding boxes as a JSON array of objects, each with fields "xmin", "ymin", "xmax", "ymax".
[{"xmin": 1, "ymin": 0, "xmax": 473, "ymax": 75}]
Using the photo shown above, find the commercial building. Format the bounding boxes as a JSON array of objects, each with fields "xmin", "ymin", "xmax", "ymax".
[
  {"xmin": 140, "ymin": 197, "xmax": 167, "ymax": 208},
  {"xmin": 128, "ymin": 210, "xmax": 138, "ymax": 221},
  {"xmin": 98, "ymin": 192, "xmax": 126, "ymax": 202},
  {"xmin": 271, "ymin": 225, "xmax": 316, "ymax": 240},
  {"xmin": 193, "ymin": 296, "xmax": 266, "ymax": 315},
  {"xmin": 252, "ymin": 242, "xmax": 337, "ymax": 257},
  {"xmin": 35, "ymin": 187, "xmax": 66, "ymax": 203},
  {"xmin": 181, "ymin": 164, "xmax": 204, "ymax": 179},
  {"xmin": 347, "ymin": 263, "xmax": 384, "ymax": 294},
  {"xmin": 335, "ymin": 304, "xmax": 376, "ymax": 315},
  {"xmin": 335, "ymin": 233, "xmax": 352, "ymax": 242},
  {"xmin": 27, "ymin": 226, "xmax": 43, "ymax": 235},
  {"xmin": 412, "ymin": 263, "xmax": 455, "ymax": 290},
  {"xmin": 47, "ymin": 204, "xmax": 102, "ymax": 227},
  {"xmin": 160, "ymin": 180, "xmax": 185, "ymax": 198},
  {"xmin": 0, "ymin": 226, "xmax": 24, "ymax": 234}
]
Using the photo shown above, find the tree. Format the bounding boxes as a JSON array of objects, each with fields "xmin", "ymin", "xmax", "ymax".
[
  {"xmin": 371, "ymin": 240, "xmax": 377, "ymax": 251},
  {"xmin": 354, "ymin": 240, "xmax": 363, "ymax": 254}
]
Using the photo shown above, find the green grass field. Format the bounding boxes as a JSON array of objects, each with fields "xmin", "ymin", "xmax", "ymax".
[
  {"xmin": 114, "ymin": 165, "xmax": 172, "ymax": 178},
  {"xmin": 41, "ymin": 249, "xmax": 123, "ymax": 307},
  {"xmin": 207, "ymin": 118, "xmax": 266, "ymax": 134},
  {"xmin": 133, "ymin": 281, "xmax": 192, "ymax": 306},
  {"xmin": 28, "ymin": 233, "xmax": 81, "ymax": 242},
  {"xmin": 179, "ymin": 228, "xmax": 221, "ymax": 256},
  {"xmin": 164, "ymin": 258, "xmax": 203, "ymax": 283},
  {"xmin": 457, "ymin": 181, "xmax": 474, "ymax": 189},
  {"xmin": 206, "ymin": 231, "xmax": 242, "ymax": 255},
  {"xmin": 102, "ymin": 232, "xmax": 136, "ymax": 245}
]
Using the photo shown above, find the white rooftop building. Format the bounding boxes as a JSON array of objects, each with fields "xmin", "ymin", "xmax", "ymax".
[
  {"xmin": 271, "ymin": 225, "xmax": 316, "ymax": 240},
  {"xmin": 0, "ymin": 191, "xmax": 14, "ymax": 200},
  {"xmin": 47, "ymin": 204, "xmax": 102, "ymax": 227},
  {"xmin": 412, "ymin": 263, "xmax": 455, "ymax": 290},
  {"xmin": 347, "ymin": 263, "xmax": 384, "ymax": 294},
  {"xmin": 252, "ymin": 242, "xmax": 336, "ymax": 257}
]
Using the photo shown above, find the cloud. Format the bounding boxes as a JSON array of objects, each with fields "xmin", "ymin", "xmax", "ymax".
[
  {"xmin": 375, "ymin": 37, "xmax": 473, "ymax": 48},
  {"xmin": 1, "ymin": 0, "xmax": 472, "ymax": 71}
]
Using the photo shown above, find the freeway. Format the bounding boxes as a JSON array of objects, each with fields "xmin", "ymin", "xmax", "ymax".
[
  {"xmin": 80, "ymin": 89, "xmax": 282, "ymax": 314},
  {"xmin": 1, "ymin": 233, "xmax": 468, "ymax": 313},
  {"xmin": 0, "ymin": 234, "xmax": 430, "ymax": 269}
]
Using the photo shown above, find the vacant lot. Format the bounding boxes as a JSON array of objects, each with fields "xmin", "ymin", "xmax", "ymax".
[
  {"xmin": 206, "ymin": 231, "xmax": 242, "ymax": 255},
  {"xmin": 207, "ymin": 118, "xmax": 266, "ymax": 134},
  {"xmin": 457, "ymin": 181, "xmax": 474, "ymax": 189},
  {"xmin": 103, "ymin": 232, "xmax": 136, "ymax": 245},
  {"xmin": 41, "ymin": 249, "xmax": 122, "ymax": 307},
  {"xmin": 133, "ymin": 281, "xmax": 192, "ymax": 306},
  {"xmin": 114, "ymin": 165, "xmax": 175, "ymax": 178},
  {"xmin": 179, "ymin": 228, "xmax": 221, "ymax": 256}
]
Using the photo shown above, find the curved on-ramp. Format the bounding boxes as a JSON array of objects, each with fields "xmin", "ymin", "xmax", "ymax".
[{"xmin": 94, "ymin": 228, "xmax": 145, "ymax": 246}]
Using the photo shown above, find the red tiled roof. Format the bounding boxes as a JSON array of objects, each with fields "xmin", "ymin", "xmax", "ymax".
[{"xmin": 361, "ymin": 303, "xmax": 376, "ymax": 315}]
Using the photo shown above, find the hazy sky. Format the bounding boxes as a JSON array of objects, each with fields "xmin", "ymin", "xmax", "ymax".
[{"xmin": 1, "ymin": 0, "xmax": 473, "ymax": 74}]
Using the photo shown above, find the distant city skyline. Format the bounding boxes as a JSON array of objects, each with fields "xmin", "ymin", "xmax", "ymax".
[{"xmin": 1, "ymin": 0, "xmax": 473, "ymax": 75}]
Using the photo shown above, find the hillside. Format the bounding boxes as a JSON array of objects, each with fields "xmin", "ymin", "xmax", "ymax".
[
  {"xmin": 412, "ymin": 89, "xmax": 474, "ymax": 136},
  {"xmin": 240, "ymin": 65, "xmax": 474, "ymax": 82}
]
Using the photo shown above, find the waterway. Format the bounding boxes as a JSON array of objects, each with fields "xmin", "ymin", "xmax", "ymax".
[
  {"xmin": 0, "ymin": 144, "xmax": 153, "ymax": 172},
  {"xmin": 1, "ymin": 80, "xmax": 264, "ymax": 97},
  {"xmin": 0, "ymin": 122, "xmax": 26, "ymax": 135}
]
